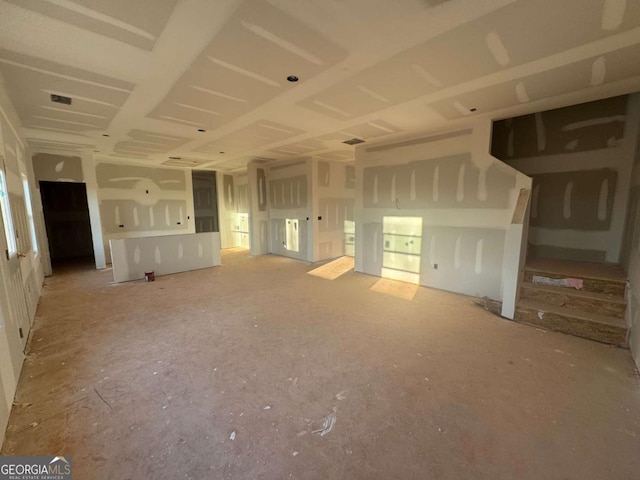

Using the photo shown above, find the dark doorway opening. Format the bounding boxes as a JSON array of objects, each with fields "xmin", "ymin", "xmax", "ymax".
[
  {"xmin": 40, "ymin": 181, "xmax": 94, "ymax": 270},
  {"xmin": 192, "ymin": 171, "xmax": 220, "ymax": 233}
]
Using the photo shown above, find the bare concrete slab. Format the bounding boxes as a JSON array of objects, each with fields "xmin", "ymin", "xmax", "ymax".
[{"xmin": 2, "ymin": 250, "xmax": 640, "ymax": 479}]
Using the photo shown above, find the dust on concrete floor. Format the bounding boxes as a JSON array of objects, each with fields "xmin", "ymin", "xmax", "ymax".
[{"xmin": 3, "ymin": 249, "xmax": 640, "ymax": 479}]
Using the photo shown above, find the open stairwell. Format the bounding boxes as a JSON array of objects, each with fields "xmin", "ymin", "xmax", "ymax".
[{"xmin": 514, "ymin": 258, "xmax": 629, "ymax": 347}]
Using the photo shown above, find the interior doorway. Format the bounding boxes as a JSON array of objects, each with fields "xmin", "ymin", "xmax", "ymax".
[
  {"xmin": 192, "ymin": 170, "xmax": 220, "ymax": 233},
  {"xmin": 40, "ymin": 181, "xmax": 94, "ymax": 270}
]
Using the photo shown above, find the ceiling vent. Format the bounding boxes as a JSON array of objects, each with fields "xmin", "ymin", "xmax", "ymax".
[
  {"xmin": 343, "ymin": 138, "xmax": 365, "ymax": 145},
  {"xmin": 50, "ymin": 94, "xmax": 72, "ymax": 105}
]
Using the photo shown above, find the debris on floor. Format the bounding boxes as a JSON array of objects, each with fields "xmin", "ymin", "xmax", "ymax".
[
  {"xmin": 532, "ymin": 275, "xmax": 584, "ymax": 290},
  {"xmin": 312, "ymin": 408, "xmax": 337, "ymax": 437}
]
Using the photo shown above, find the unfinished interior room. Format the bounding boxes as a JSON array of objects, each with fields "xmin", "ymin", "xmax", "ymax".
[{"xmin": 0, "ymin": 0, "xmax": 640, "ymax": 478}]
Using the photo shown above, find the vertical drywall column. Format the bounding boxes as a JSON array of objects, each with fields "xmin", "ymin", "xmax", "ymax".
[
  {"xmin": 622, "ymin": 94, "xmax": 640, "ymax": 370},
  {"xmin": 247, "ymin": 161, "xmax": 270, "ymax": 255},
  {"xmin": 354, "ymin": 146, "xmax": 365, "ymax": 273},
  {"xmin": 309, "ymin": 159, "xmax": 318, "ymax": 261},
  {"xmin": 216, "ymin": 172, "xmax": 235, "ymax": 249},
  {"xmin": 306, "ymin": 159, "xmax": 315, "ymax": 262},
  {"xmin": 185, "ymin": 169, "xmax": 196, "ymax": 235},
  {"xmin": 24, "ymin": 148, "xmax": 46, "ymax": 282},
  {"xmin": 612, "ymin": 94, "xmax": 640, "ymax": 262},
  {"xmin": 501, "ymin": 187, "xmax": 531, "ymax": 318},
  {"xmin": 81, "ymin": 154, "xmax": 106, "ymax": 269}
]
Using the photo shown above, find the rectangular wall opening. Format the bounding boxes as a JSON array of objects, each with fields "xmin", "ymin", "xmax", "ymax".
[
  {"xmin": 382, "ymin": 216, "xmax": 423, "ymax": 284},
  {"xmin": 285, "ymin": 218, "xmax": 299, "ymax": 252},
  {"xmin": 40, "ymin": 181, "xmax": 94, "ymax": 270},
  {"xmin": 192, "ymin": 170, "xmax": 219, "ymax": 233}
]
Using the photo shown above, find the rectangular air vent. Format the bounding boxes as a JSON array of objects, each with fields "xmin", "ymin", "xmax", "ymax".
[
  {"xmin": 343, "ymin": 138, "xmax": 365, "ymax": 145},
  {"xmin": 50, "ymin": 94, "xmax": 72, "ymax": 105}
]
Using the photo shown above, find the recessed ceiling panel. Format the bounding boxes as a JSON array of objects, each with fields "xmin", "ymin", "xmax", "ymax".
[
  {"xmin": 497, "ymin": 0, "xmax": 640, "ymax": 67},
  {"xmin": 299, "ymin": 0, "xmax": 640, "ymax": 123},
  {"xmin": 341, "ymin": 119, "xmax": 403, "ymax": 139},
  {"xmin": 114, "ymin": 129, "xmax": 192, "ymax": 156},
  {"xmin": 195, "ymin": 120, "xmax": 305, "ymax": 155},
  {"xmin": 429, "ymin": 42, "xmax": 640, "ymax": 121},
  {"xmin": 6, "ymin": 0, "xmax": 178, "ymax": 51},
  {"xmin": 149, "ymin": 0, "xmax": 347, "ymax": 130},
  {"xmin": 0, "ymin": 49, "xmax": 133, "ymax": 132},
  {"xmin": 269, "ymin": 138, "xmax": 326, "ymax": 156},
  {"xmin": 162, "ymin": 157, "xmax": 209, "ymax": 167},
  {"xmin": 27, "ymin": 138, "xmax": 93, "ymax": 151}
]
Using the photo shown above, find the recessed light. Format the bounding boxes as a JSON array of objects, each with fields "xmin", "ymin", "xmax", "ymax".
[
  {"xmin": 197, "ymin": 129, "xmax": 206, "ymax": 132},
  {"xmin": 286, "ymin": 75, "xmax": 299, "ymax": 82},
  {"xmin": 470, "ymin": 108, "xmax": 477, "ymax": 112},
  {"xmin": 219, "ymin": 151, "xmax": 225, "ymax": 154},
  {"xmin": 169, "ymin": 156, "xmax": 182, "ymax": 160},
  {"xmin": 102, "ymin": 134, "xmax": 110, "ymax": 137}
]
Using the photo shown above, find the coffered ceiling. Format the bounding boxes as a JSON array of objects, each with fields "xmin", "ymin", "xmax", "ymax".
[{"xmin": 0, "ymin": 0, "xmax": 639, "ymax": 171}]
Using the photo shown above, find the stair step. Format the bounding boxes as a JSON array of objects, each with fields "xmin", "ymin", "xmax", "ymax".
[
  {"xmin": 520, "ymin": 282, "xmax": 626, "ymax": 317},
  {"xmin": 523, "ymin": 268, "xmax": 626, "ymax": 296},
  {"xmin": 515, "ymin": 299, "xmax": 629, "ymax": 347}
]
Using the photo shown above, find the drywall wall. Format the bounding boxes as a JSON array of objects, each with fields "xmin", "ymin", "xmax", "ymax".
[
  {"xmin": 355, "ymin": 122, "xmax": 531, "ymax": 308},
  {"xmin": 32, "ymin": 153, "xmax": 83, "ymax": 183},
  {"xmin": 267, "ymin": 159, "xmax": 312, "ymax": 261},
  {"xmin": 247, "ymin": 162, "xmax": 270, "ymax": 255},
  {"xmin": 493, "ymin": 95, "xmax": 637, "ymax": 263},
  {"xmin": 0, "ymin": 87, "xmax": 44, "ymax": 449},
  {"xmin": 620, "ymin": 94, "xmax": 640, "ymax": 371},
  {"xmin": 110, "ymin": 232, "xmax": 221, "ymax": 283},
  {"xmin": 95, "ymin": 162, "xmax": 195, "ymax": 263},
  {"xmin": 313, "ymin": 159, "xmax": 356, "ymax": 261}
]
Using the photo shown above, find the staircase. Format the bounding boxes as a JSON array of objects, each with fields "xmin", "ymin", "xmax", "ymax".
[{"xmin": 514, "ymin": 258, "xmax": 629, "ymax": 347}]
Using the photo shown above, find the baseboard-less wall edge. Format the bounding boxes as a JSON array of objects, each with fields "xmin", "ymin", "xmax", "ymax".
[
  {"xmin": 110, "ymin": 232, "xmax": 221, "ymax": 283},
  {"xmin": 476, "ymin": 297, "xmax": 504, "ymax": 317}
]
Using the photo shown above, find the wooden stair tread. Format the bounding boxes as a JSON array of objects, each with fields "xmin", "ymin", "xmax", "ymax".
[
  {"xmin": 524, "ymin": 258, "xmax": 627, "ymax": 282},
  {"xmin": 517, "ymin": 299, "xmax": 627, "ymax": 329},
  {"xmin": 523, "ymin": 266, "xmax": 627, "ymax": 284},
  {"xmin": 520, "ymin": 282, "xmax": 626, "ymax": 304}
]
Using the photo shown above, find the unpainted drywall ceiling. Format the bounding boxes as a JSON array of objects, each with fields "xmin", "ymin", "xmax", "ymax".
[{"xmin": 0, "ymin": 0, "xmax": 639, "ymax": 171}]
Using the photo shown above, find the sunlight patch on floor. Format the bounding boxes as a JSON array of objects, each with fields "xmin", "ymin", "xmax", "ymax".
[
  {"xmin": 307, "ymin": 256, "xmax": 354, "ymax": 280},
  {"xmin": 370, "ymin": 277, "xmax": 418, "ymax": 301}
]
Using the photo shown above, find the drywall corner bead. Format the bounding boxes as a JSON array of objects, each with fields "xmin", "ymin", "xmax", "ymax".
[
  {"xmin": 511, "ymin": 189, "xmax": 530, "ymax": 225},
  {"xmin": 318, "ymin": 161, "xmax": 330, "ymax": 187}
]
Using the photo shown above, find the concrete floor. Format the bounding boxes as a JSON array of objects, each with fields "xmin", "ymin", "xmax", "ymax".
[{"xmin": 3, "ymin": 249, "xmax": 640, "ymax": 479}]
